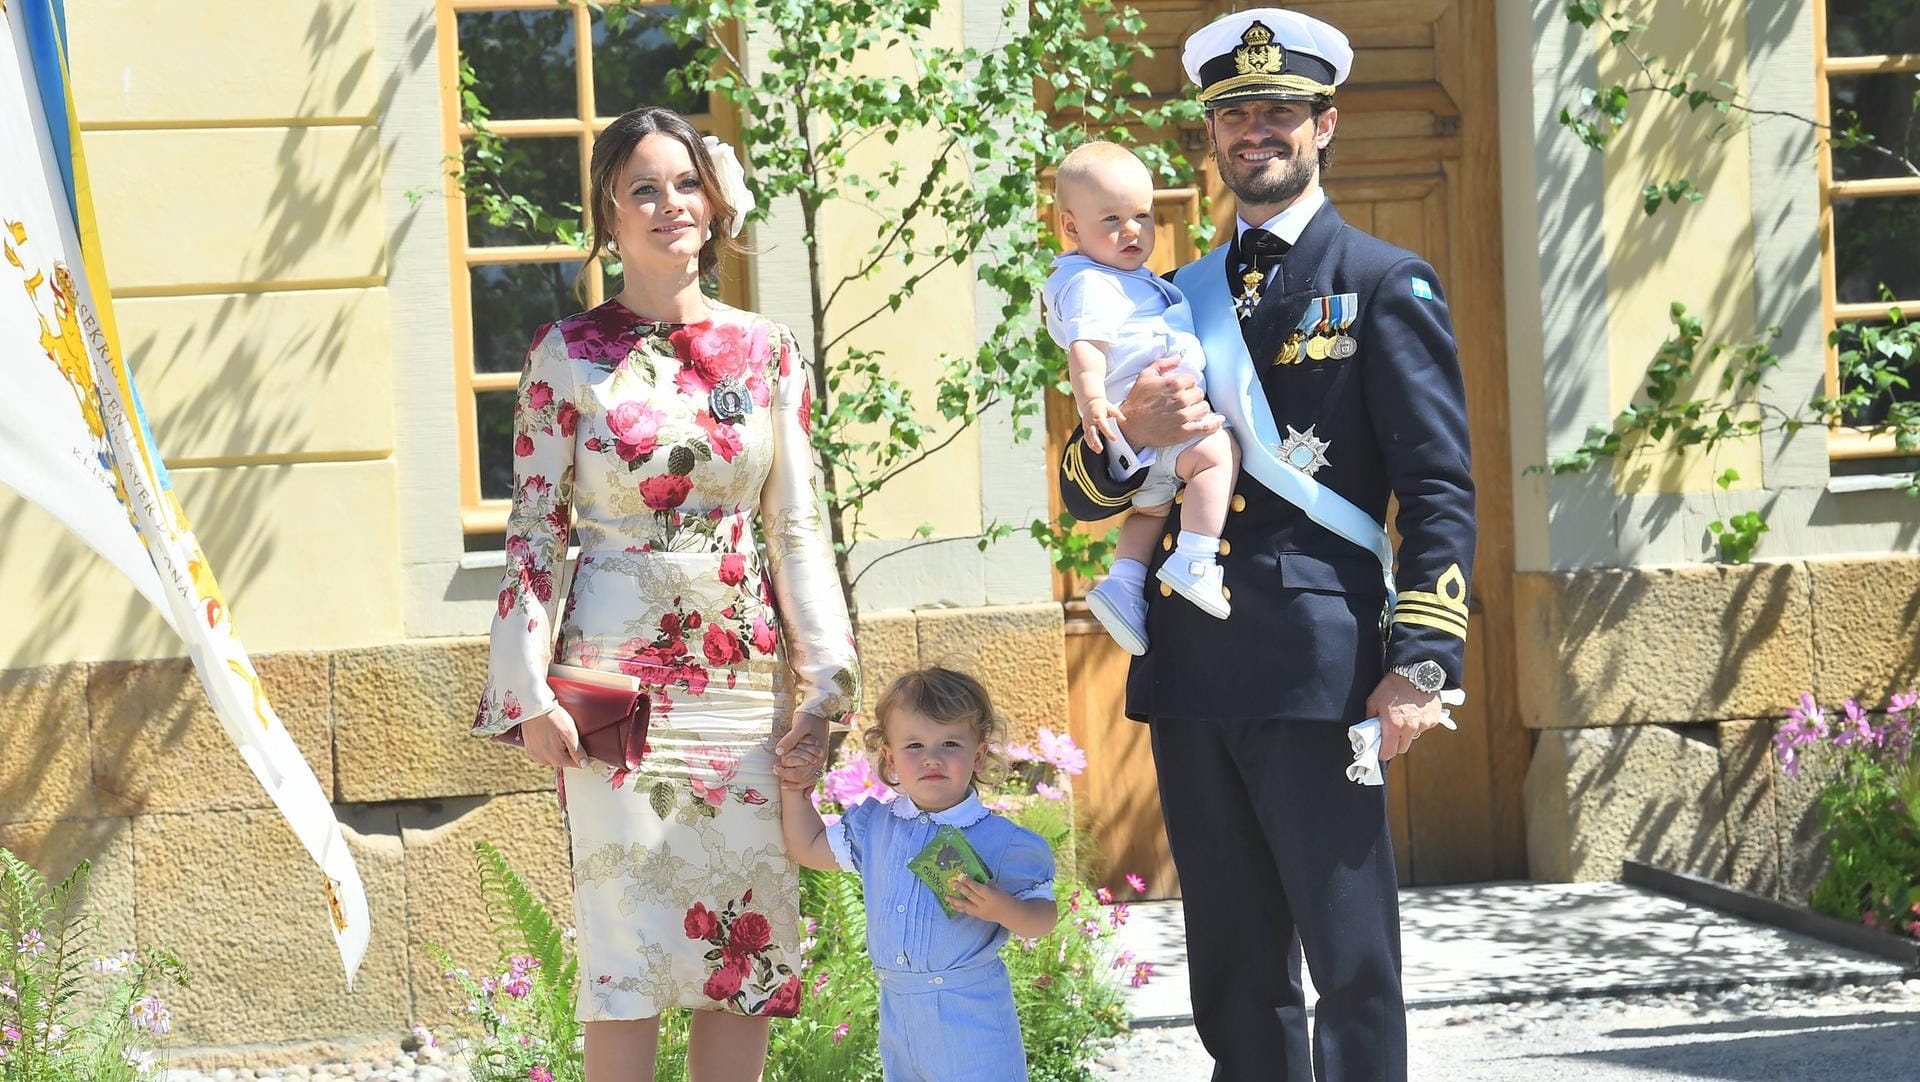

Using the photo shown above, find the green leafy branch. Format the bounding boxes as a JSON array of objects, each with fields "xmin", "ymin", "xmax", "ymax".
[
  {"xmin": 414, "ymin": 56, "xmax": 587, "ymax": 249},
  {"xmin": 660, "ymin": 0, "xmax": 1198, "ymax": 602},
  {"xmin": 1549, "ymin": 3, "xmax": 1920, "ymax": 563}
]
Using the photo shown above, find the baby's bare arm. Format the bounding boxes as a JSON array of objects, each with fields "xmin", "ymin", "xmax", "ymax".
[{"xmin": 779, "ymin": 787, "xmax": 841, "ymax": 871}]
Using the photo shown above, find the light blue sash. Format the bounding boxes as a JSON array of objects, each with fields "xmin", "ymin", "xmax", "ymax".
[{"xmin": 1173, "ymin": 247, "xmax": 1395, "ymax": 599}]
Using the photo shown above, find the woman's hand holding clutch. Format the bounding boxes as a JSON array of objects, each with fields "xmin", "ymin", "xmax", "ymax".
[{"xmin": 520, "ymin": 704, "xmax": 588, "ymax": 768}]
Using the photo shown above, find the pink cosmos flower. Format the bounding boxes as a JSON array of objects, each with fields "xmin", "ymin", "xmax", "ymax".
[
  {"xmin": 1131, "ymin": 962, "xmax": 1156, "ymax": 988},
  {"xmin": 1035, "ymin": 782, "xmax": 1065, "ymax": 801},
  {"xmin": 1126, "ymin": 872, "xmax": 1147, "ymax": 894},
  {"xmin": 1036, "ymin": 728, "xmax": 1087, "ymax": 775},
  {"xmin": 822, "ymin": 755, "xmax": 896, "ymax": 807},
  {"xmin": 530, "ymin": 1068, "xmax": 554, "ymax": 1082},
  {"xmin": 832, "ymin": 1022, "xmax": 850, "ymax": 1044}
]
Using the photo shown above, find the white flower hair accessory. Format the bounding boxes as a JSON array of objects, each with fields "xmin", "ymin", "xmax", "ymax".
[{"xmin": 702, "ymin": 135, "xmax": 755, "ymax": 238}]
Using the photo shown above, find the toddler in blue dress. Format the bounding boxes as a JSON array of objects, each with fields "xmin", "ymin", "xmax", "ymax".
[{"xmin": 780, "ymin": 667, "xmax": 1059, "ymax": 1081}]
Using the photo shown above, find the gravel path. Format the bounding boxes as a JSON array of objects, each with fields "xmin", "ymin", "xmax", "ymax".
[{"xmin": 1095, "ymin": 978, "xmax": 1920, "ymax": 1081}]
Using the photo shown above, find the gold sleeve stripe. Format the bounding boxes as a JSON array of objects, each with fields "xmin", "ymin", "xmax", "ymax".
[
  {"xmin": 1392, "ymin": 610, "xmax": 1469, "ymax": 640},
  {"xmin": 1397, "ymin": 589, "xmax": 1469, "ymax": 616},
  {"xmin": 1064, "ymin": 442, "xmax": 1133, "ymax": 509},
  {"xmin": 1393, "ymin": 597, "xmax": 1470, "ymax": 627},
  {"xmin": 1393, "ymin": 596, "xmax": 1470, "ymax": 624}
]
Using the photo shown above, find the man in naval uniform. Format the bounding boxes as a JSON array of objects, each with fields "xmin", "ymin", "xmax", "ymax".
[{"xmin": 1055, "ymin": 9, "xmax": 1475, "ymax": 1081}]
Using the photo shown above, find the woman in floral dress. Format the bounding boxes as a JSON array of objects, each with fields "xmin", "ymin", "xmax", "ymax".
[{"xmin": 471, "ymin": 106, "xmax": 858, "ymax": 1081}]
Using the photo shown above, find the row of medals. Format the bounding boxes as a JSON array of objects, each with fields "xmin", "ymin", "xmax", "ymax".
[
  {"xmin": 1274, "ymin": 326, "xmax": 1357, "ymax": 365},
  {"xmin": 1240, "ymin": 270, "xmax": 1356, "ymax": 365}
]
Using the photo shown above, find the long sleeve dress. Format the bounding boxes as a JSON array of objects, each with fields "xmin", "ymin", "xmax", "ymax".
[{"xmin": 472, "ymin": 298, "xmax": 859, "ymax": 1022}]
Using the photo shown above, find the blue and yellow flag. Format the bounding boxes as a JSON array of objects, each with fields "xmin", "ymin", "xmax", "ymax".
[{"xmin": 0, "ymin": 0, "xmax": 369, "ymax": 985}]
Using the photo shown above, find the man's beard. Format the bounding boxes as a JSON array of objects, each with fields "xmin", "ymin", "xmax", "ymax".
[{"xmin": 1219, "ymin": 142, "xmax": 1316, "ymax": 206}]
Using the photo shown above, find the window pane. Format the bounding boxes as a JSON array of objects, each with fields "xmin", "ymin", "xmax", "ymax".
[
  {"xmin": 1834, "ymin": 196, "xmax": 1920, "ymax": 303},
  {"xmin": 466, "ymin": 136, "xmax": 583, "ymax": 247},
  {"xmin": 1827, "ymin": 0, "xmax": 1920, "ymax": 58},
  {"xmin": 593, "ymin": 6, "xmax": 703, "ymax": 118},
  {"xmin": 476, "ymin": 391, "xmax": 519, "ymax": 501},
  {"xmin": 472, "ymin": 262, "xmax": 587, "ymax": 372},
  {"xmin": 458, "ymin": 9, "xmax": 577, "ymax": 121},
  {"xmin": 1830, "ymin": 73, "xmax": 1920, "ymax": 180},
  {"xmin": 1832, "ymin": 321, "xmax": 1920, "ymax": 429},
  {"xmin": 464, "ymin": 530, "xmax": 508, "ymax": 554}
]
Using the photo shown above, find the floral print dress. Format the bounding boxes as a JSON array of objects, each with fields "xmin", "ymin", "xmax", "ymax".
[{"xmin": 474, "ymin": 299, "xmax": 859, "ymax": 1021}]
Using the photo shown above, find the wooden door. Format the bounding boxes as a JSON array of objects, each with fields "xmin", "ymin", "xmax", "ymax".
[{"xmin": 1053, "ymin": 0, "xmax": 1524, "ymax": 892}]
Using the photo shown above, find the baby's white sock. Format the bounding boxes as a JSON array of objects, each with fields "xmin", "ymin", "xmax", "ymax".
[
  {"xmin": 1173, "ymin": 531, "xmax": 1220, "ymax": 563},
  {"xmin": 1107, "ymin": 557, "xmax": 1148, "ymax": 589}
]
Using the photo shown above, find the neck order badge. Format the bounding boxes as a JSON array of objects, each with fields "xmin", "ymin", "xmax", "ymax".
[{"xmin": 0, "ymin": 0, "xmax": 369, "ymax": 986}]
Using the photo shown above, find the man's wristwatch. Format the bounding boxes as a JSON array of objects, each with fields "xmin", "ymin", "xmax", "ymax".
[{"xmin": 1390, "ymin": 660, "xmax": 1447, "ymax": 695}]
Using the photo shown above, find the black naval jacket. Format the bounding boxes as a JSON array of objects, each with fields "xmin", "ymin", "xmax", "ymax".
[{"xmin": 1058, "ymin": 201, "xmax": 1476, "ymax": 725}]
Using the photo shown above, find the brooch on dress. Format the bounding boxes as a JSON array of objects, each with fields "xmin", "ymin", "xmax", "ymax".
[{"xmin": 710, "ymin": 378, "xmax": 753, "ymax": 423}]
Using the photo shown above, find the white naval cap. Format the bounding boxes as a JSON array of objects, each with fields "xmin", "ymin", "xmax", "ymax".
[{"xmin": 1181, "ymin": 8, "xmax": 1354, "ymax": 105}]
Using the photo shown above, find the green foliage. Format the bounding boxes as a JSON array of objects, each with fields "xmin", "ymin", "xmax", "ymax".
[
  {"xmin": 1809, "ymin": 752, "xmax": 1920, "ymax": 936},
  {"xmin": 1775, "ymin": 693, "xmax": 1920, "ymax": 939},
  {"xmin": 0, "ymin": 850, "xmax": 186, "ymax": 1082},
  {"xmin": 656, "ymin": 0, "xmax": 1197, "ymax": 596},
  {"xmin": 428, "ymin": 842, "xmax": 581, "ymax": 1082},
  {"xmin": 1030, "ymin": 514, "xmax": 1120, "ymax": 579},
  {"xmin": 447, "ymin": 57, "xmax": 586, "ymax": 251},
  {"xmin": 440, "ymin": 751, "xmax": 1139, "ymax": 1080},
  {"xmin": 1547, "ymin": 7, "xmax": 1920, "ymax": 561},
  {"xmin": 1639, "ymin": 178, "xmax": 1703, "ymax": 217},
  {"xmin": 1703, "ymin": 468, "xmax": 1769, "ymax": 564},
  {"xmin": 1546, "ymin": 304, "xmax": 1781, "ymax": 470},
  {"xmin": 442, "ymin": 2, "xmax": 1195, "ymax": 592}
]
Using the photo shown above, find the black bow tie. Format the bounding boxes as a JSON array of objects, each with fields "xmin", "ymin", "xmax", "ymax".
[{"xmin": 1240, "ymin": 227, "xmax": 1290, "ymax": 266}]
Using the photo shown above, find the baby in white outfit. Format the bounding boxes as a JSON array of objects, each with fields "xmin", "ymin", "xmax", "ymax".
[{"xmin": 1044, "ymin": 141, "xmax": 1241, "ymax": 654}]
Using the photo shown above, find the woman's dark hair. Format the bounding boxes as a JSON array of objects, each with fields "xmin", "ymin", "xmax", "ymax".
[{"xmin": 580, "ymin": 106, "xmax": 739, "ymax": 292}]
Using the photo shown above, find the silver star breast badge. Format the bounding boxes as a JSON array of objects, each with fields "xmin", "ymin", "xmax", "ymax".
[{"xmin": 1276, "ymin": 424, "xmax": 1332, "ymax": 476}]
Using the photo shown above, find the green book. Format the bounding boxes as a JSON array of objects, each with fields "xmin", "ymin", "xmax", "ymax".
[{"xmin": 908, "ymin": 824, "xmax": 991, "ymax": 919}]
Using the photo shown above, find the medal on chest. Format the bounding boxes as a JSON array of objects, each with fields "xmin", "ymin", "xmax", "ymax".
[
  {"xmin": 1235, "ymin": 269, "xmax": 1265, "ymax": 320},
  {"xmin": 1274, "ymin": 329, "xmax": 1304, "ymax": 366},
  {"xmin": 1276, "ymin": 424, "xmax": 1332, "ymax": 476},
  {"xmin": 709, "ymin": 377, "xmax": 753, "ymax": 423}
]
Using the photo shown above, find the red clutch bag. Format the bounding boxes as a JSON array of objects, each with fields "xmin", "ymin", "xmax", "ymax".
[{"xmin": 491, "ymin": 665, "xmax": 650, "ymax": 771}]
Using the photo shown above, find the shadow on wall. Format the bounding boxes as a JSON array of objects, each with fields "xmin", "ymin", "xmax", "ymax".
[
  {"xmin": 1564, "ymin": 724, "xmax": 1731, "ymax": 880},
  {"xmin": 1553, "ymin": 565, "xmax": 1807, "ymax": 725},
  {"xmin": 0, "ymin": 1, "xmax": 419, "ymax": 664}
]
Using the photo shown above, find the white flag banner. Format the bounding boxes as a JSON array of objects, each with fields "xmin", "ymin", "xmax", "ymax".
[{"xmin": 0, "ymin": 0, "xmax": 368, "ymax": 985}]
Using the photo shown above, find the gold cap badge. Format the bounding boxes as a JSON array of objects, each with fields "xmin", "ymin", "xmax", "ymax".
[{"xmin": 1233, "ymin": 21, "xmax": 1286, "ymax": 76}]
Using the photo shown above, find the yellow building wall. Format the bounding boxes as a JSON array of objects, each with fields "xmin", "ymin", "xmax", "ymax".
[
  {"xmin": 1599, "ymin": 0, "xmax": 1762, "ymax": 495},
  {"xmin": 811, "ymin": 3, "xmax": 984, "ymax": 541},
  {"xmin": 0, "ymin": 0, "xmax": 402, "ymax": 668}
]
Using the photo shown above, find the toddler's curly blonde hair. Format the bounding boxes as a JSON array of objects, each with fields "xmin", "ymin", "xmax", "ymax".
[{"xmin": 862, "ymin": 666, "xmax": 1011, "ymax": 789}]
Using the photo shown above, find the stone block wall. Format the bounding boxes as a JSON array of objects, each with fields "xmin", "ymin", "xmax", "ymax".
[
  {"xmin": 1519, "ymin": 556, "xmax": 1920, "ymax": 904},
  {"xmin": 0, "ymin": 603, "xmax": 1065, "ymax": 1053}
]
